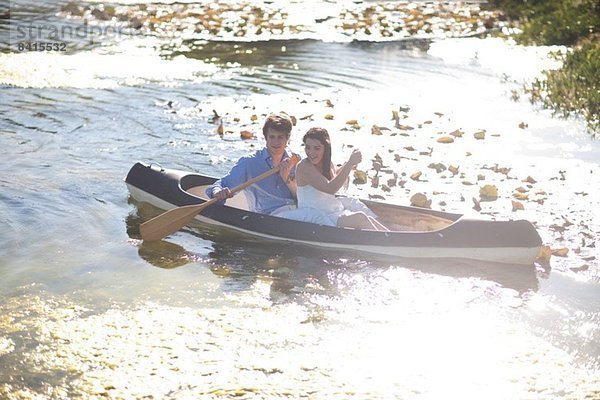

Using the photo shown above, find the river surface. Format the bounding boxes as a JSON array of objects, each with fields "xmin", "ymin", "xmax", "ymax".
[{"xmin": 1, "ymin": 1, "xmax": 599, "ymax": 398}]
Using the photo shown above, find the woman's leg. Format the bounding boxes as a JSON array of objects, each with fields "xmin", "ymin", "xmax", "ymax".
[
  {"xmin": 338, "ymin": 212, "xmax": 387, "ymax": 231},
  {"xmin": 369, "ymin": 217, "xmax": 390, "ymax": 231}
]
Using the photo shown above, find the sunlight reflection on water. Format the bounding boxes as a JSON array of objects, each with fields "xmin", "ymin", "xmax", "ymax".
[{"xmin": 1, "ymin": 0, "xmax": 599, "ymax": 398}]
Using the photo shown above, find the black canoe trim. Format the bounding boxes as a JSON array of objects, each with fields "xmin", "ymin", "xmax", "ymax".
[{"xmin": 125, "ymin": 162, "xmax": 543, "ymax": 249}]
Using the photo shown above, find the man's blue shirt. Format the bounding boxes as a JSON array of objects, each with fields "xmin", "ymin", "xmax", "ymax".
[{"xmin": 205, "ymin": 148, "xmax": 296, "ymax": 214}]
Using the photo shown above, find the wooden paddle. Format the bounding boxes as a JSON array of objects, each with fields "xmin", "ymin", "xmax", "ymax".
[{"xmin": 140, "ymin": 155, "xmax": 299, "ymax": 241}]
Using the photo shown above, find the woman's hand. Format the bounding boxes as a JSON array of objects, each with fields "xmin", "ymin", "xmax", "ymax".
[
  {"xmin": 279, "ymin": 155, "xmax": 297, "ymax": 183},
  {"xmin": 348, "ymin": 149, "xmax": 362, "ymax": 167}
]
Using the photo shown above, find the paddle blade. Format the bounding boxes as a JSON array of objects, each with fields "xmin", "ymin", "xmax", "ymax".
[{"xmin": 139, "ymin": 203, "xmax": 205, "ymax": 241}]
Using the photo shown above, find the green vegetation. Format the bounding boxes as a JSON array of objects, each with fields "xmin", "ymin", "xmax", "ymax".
[{"xmin": 486, "ymin": 0, "xmax": 599, "ymax": 135}]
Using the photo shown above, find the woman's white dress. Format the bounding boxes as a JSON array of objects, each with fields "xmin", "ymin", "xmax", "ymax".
[{"xmin": 274, "ymin": 185, "xmax": 377, "ymax": 226}]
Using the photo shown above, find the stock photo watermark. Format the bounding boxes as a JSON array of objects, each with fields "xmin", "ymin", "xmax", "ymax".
[{"xmin": 10, "ymin": 21, "xmax": 139, "ymax": 52}]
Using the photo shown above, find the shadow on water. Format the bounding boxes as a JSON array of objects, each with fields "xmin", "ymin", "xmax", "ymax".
[{"xmin": 126, "ymin": 207, "xmax": 540, "ymax": 296}]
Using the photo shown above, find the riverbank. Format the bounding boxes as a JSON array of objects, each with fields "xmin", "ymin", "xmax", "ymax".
[{"xmin": 485, "ymin": 0, "xmax": 599, "ymax": 135}]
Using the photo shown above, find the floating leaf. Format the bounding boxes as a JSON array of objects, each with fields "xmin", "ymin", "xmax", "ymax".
[
  {"xmin": 449, "ymin": 129, "xmax": 463, "ymax": 138},
  {"xmin": 324, "ymin": 114, "xmax": 334, "ymax": 120},
  {"xmin": 473, "ymin": 131, "xmax": 485, "ymax": 140},
  {"xmin": 428, "ymin": 163, "xmax": 446, "ymax": 173},
  {"xmin": 410, "ymin": 193, "xmax": 431, "ymax": 208},
  {"xmin": 371, "ymin": 175, "xmax": 379, "ymax": 188},
  {"xmin": 325, "ymin": 99, "xmax": 334, "ymax": 107},
  {"xmin": 437, "ymin": 136, "xmax": 454, "ymax": 144},
  {"xmin": 240, "ymin": 130, "xmax": 253, "ymax": 139},
  {"xmin": 515, "ymin": 186, "xmax": 528, "ymax": 193},
  {"xmin": 479, "ymin": 184, "xmax": 498, "ymax": 201},
  {"xmin": 552, "ymin": 248, "xmax": 569, "ymax": 257},
  {"xmin": 346, "ymin": 119, "xmax": 358, "ymax": 125},
  {"xmin": 410, "ymin": 171, "xmax": 422, "ymax": 181},
  {"xmin": 290, "ymin": 115, "xmax": 297, "ymax": 126},
  {"xmin": 512, "ymin": 200, "xmax": 524, "ymax": 211},
  {"xmin": 518, "ymin": 121, "xmax": 528, "ymax": 129},
  {"xmin": 523, "ymin": 176, "xmax": 537, "ymax": 184},
  {"xmin": 353, "ymin": 170, "xmax": 368, "ymax": 184},
  {"xmin": 448, "ymin": 165, "xmax": 459, "ymax": 175},
  {"xmin": 387, "ymin": 174, "xmax": 397, "ymax": 187},
  {"xmin": 217, "ymin": 121, "xmax": 224, "ymax": 136},
  {"xmin": 250, "ymin": 114, "xmax": 258, "ymax": 122},
  {"xmin": 513, "ymin": 193, "xmax": 529, "ymax": 200},
  {"xmin": 371, "ymin": 125, "xmax": 382, "ymax": 135},
  {"xmin": 381, "ymin": 184, "xmax": 391, "ymax": 192},
  {"xmin": 397, "ymin": 124, "xmax": 414, "ymax": 130},
  {"xmin": 472, "ymin": 197, "xmax": 481, "ymax": 212},
  {"xmin": 391, "ymin": 110, "xmax": 399, "ymax": 121},
  {"xmin": 477, "ymin": 174, "xmax": 485, "ymax": 181}
]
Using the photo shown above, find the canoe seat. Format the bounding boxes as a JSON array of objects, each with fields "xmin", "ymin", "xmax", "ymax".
[{"xmin": 187, "ymin": 185, "xmax": 250, "ymax": 211}]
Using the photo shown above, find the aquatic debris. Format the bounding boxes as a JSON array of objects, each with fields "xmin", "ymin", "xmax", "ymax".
[
  {"xmin": 428, "ymin": 163, "xmax": 446, "ymax": 173},
  {"xmin": 513, "ymin": 192, "xmax": 529, "ymax": 201},
  {"xmin": 410, "ymin": 171, "xmax": 422, "ymax": 181},
  {"xmin": 353, "ymin": 170, "xmax": 368, "ymax": 184},
  {"xmin": 371, "ymin": 175, "xmax": 379, "ymax": 188},
  {"xmin": 437, "ymin": 136, "xmax": 454, "ymax": 144},
  {"xmin": 449, "ymin": 129, "xmax": 463, "ymax": 138},
  {"xmin": 512, "ymin": 200, "xmax": 525, "ymax": 211},
  {"xmin": 479, "ymin": 184, "xmax": 498, "ymax": 201},
  {"xmin": 552, "ymin": 248, "xmax": 569, "ymax": 257},
  {"xmin": 410, "ymin": 193, "xmax": 431, "ymax": 209},
  {"xmin": 473, "ymin": 131, "xmax": 486, "ymax": 140},
  {"xmin": 240, "ymin": 130, "xmax": 254, "ymax": 140},
  {"xmin": 387, "ymin": 174, "xmax": 398, "ymax": 187}
]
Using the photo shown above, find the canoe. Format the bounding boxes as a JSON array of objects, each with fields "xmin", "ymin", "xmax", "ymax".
[{"xmin": 125, "ymin": 162, "xmax": 542, "ymax": 265}]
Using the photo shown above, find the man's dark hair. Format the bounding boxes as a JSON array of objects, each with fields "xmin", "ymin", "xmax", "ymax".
[{"xmin": 262, "ymin": 113, "xmax": 293, "ymax": 138}]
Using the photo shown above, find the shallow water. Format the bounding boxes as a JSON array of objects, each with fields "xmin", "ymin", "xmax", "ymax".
[{"xmin": 1, "ymin": 0, "xmax": 599, "ymax": 398}]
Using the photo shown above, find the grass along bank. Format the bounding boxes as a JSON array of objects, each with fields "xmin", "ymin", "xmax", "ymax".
[{"xmin": 486, "ymin": 0, "xmax": 599, "ymax": 135}]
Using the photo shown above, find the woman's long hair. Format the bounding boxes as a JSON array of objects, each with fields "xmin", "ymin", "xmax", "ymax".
[{"xmin": 303, "ymin": 127, "xmax": 332, "ymax": 180}]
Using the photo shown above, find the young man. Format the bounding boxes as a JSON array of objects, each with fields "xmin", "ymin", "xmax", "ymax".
[{"xmin": 206, "ymin": 113, "xmax": 298, "ymax": 215}]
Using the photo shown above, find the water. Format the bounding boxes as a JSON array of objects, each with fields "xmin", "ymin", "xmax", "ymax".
[{"xmin": 1, "ymin": 0, "xmax": 599, "ymax": 398}]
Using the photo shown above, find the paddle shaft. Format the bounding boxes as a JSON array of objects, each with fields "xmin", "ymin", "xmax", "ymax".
[{"xmin": 140, "ymin": 159, "xmax": 293, "ymax": 241}]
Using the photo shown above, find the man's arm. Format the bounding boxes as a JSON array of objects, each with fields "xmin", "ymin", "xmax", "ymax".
[{"xmin": 205, "ymin": 157, "xmax": 250, "ymax": 200}]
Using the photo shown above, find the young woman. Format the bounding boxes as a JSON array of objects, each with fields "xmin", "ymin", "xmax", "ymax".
[{"xmin": 295, "ymin": 127, "xmax": 389, "ymax": 231}]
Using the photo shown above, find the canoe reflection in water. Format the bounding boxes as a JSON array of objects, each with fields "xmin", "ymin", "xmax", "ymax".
[{"xmin": 126, "ymin": 212, "xmax": 540, "ymax": 296}]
